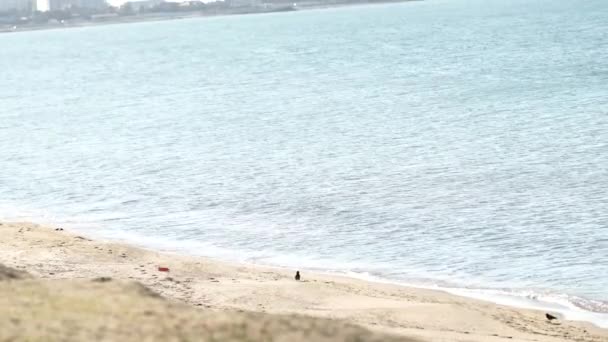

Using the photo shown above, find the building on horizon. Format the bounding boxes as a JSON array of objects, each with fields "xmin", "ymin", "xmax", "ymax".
[
  {"xmin": 48, "ymin": 0, "xmax": 107, "ymax": 10},
  {"xmin": 48, "ymin": 0, "xmax": 72, "ymax": 10},
  {"xmin": 78, "ymin": 0, "xmax": 107, "ymax": 9},
  {"xmin": 123, "ymin": 0, "xmax": 163, "ymax": 12},
  {"xmin": 0, "ymin": 0, "xmax": 37, "ymax": 13},
  {"xmin": 226, "ymin": 0, "xmax": 259, "ymax": 8}
]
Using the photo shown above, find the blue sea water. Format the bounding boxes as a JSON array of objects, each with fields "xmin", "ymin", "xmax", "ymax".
[{"xmin": 1, "ymin": 0, "xmax": 607, "ymax": 327}]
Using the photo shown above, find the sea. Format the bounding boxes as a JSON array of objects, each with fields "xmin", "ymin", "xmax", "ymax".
[{"xmin": 1, "ymin": 0, "xmax": 607, "ymax": 328}]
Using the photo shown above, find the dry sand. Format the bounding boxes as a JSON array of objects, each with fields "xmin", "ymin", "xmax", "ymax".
[
  {"xmin": 0, "ymin": 265, "xmax": 408, "ymax": 341},
  {"xmin": 1, "ymin": 221, "xmax": 606, "ymax": 342}
]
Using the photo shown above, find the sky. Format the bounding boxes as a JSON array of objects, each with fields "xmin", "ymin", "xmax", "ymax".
[{"xmin": 36, "ymin": 0, "xmax": 48, "ymax": 11}]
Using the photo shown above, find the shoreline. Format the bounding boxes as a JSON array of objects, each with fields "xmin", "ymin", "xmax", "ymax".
[
  {"xmin": 1, "ymin": 221, "xmax": 607, "ymax": 341},
  {"xmin": 54, "ymin": 217, "xmax": 608, "ymax": 330}
]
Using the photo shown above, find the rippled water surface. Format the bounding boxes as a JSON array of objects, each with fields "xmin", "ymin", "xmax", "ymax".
[{"xmin": 1, "ymin": 0, "xmax": 607, "ymax": 326}]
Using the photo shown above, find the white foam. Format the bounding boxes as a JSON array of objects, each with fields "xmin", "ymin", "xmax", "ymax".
[
  {"xmin": 304, "ymin": 268, "xmax": 608, "ymax": 328},
  {"xmin": 441, "ymin": 287, "xmax": 608, "ymax": 328}
]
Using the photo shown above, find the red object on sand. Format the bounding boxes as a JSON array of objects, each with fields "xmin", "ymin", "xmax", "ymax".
[{"xmin": 158, "ymin": 267, "xmax": 170, "ymax": 272}]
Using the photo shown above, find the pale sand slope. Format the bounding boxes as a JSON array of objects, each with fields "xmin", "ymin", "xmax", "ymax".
[
  {"xmin": 0, "ymin": 265, "xmax": 409, "ymax": 341},
  {"xmin": 1, "ymin": 222, "xmax": 606, "ymax": 342}
]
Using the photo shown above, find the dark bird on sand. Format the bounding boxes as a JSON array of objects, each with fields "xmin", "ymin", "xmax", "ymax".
[
  {"xmin": 295, "ymin": 271, "xmax": 300, "ymax": 281},
  {"xmin": 545, "ymin": 313, "xmax": 558, "ymax": 321}
]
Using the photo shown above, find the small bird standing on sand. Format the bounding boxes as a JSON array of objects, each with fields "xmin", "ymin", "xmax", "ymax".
[
  {"xmin": 545, "ymin": 313, "xmax": 558, "ymax": 322},
  {"xmin": 295, "ymin": 271, "xmax": 301, "ymax": 281}
]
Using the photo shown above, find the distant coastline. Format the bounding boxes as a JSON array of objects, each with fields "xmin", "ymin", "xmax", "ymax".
[{"xmin": 0, "ymin": 0, "xmax": 418, "ymax": 34}]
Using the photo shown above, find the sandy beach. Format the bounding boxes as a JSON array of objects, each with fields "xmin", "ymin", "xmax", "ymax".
[{"xmin": 1, "ymin": 221, "xmax": 606, "ymax": 342}]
